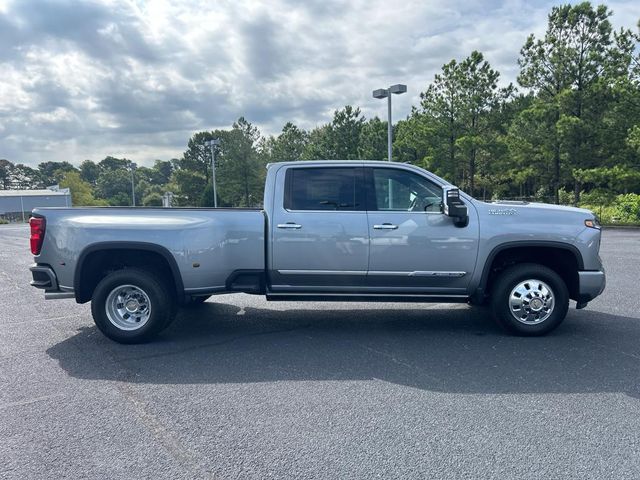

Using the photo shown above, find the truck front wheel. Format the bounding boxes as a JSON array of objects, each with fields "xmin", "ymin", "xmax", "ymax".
[
  {"xmin": 490, "ymin": 263, "xmax": 569, "ymax": 336},
  {"xmin": 91, "ymin": 268, "xmax": 177, "ymax": 344}
]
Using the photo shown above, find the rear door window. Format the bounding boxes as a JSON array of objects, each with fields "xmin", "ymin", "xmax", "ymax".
[{"xmin": 284, "ymin": 167, "xmax": 364, "ymax": 211}]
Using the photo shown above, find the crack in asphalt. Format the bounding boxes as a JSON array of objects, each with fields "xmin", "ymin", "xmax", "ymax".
[{"xmin": 0, "ymin": 393, "xmax": 67, "ymax": 411}]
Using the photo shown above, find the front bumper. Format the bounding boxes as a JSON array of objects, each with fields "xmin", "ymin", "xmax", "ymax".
[
  {"xmin": 577, "ymin": 270, "xmax": 606, "ymax": 303},
  {"xmin": 29, "ymin": 264, "xmax": 75, "ymax": 299}
]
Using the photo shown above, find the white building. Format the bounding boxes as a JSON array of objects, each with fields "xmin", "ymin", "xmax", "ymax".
[{"xmin": 0, "ymin": 186, "xmax": 71, "ymax": 222}]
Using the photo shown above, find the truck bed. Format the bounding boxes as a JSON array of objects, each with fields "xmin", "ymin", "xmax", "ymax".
[{"xmin": 32, "ymin": 207, "xmax": 266, "ymax": 294}]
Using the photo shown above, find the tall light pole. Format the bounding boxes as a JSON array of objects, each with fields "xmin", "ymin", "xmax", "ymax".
[
  {"xmin": 128, "ymin": 162, "xmax": 137, "ymax": 206},
  {"xmin": 372, "ymin": 84, "xmax": 407, "ymax": 161},
  {"xmin": 205, "ymin": 138, "xmax": 220, "ymax": 207}
]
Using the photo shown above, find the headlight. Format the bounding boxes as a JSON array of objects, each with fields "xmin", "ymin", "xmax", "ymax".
[{"xmin": 585, "ymin": 218, "xmax": 601, "ymax": 230}]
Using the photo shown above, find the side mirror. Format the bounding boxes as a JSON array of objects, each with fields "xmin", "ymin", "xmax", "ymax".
[{"xmin": 442, "ymin": 186, "xmax": 469, "ymax": 227}]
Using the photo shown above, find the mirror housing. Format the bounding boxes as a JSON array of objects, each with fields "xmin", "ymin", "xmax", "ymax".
[{"xmin": 442, "ymin": 186, "xmax": 469, "ymax": 227}]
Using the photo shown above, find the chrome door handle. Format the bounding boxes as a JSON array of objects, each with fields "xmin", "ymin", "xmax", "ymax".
[
  {"xmin": 373, "ymin": 224, "xmax": 398, "ymax": 230},
  {"xmin": 277, "ymin": 223, "xmax": 302, "ymax": 229}
]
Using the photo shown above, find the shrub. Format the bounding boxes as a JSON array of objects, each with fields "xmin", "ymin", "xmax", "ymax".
[
  {"xmin": 614, "ymin": 193, "xmax": 640, "ymax": 222},
  {"xmin": 580, "ymin": 188, "xmax": 616, "ymax": 206},
  {"xmin": 143, "ymin": 192, "xmax": 163, "ymax": 206},
  {"xmin": 557, "ymin": 188, "xmax": 573, "ymax": 205},
  {"xmin": 581, "ymin": 193, "xmax": 640, "ymax": 225}
]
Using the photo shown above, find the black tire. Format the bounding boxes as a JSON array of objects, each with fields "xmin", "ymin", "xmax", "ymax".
[
  {"xmin": 91, "ymin": 268, "xmax": 177, "ymax": 344},
  {"xmin": 490, "ymin": 263, "xmax": 569, "ymax": 336}
]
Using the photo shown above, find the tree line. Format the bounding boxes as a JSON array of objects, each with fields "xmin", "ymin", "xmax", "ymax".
[{"xmin": 1, "ymin": 3, "xmax": 639, "ymax": 220}]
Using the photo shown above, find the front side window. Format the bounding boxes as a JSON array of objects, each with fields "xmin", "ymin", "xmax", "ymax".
[
  {"xmin": 370, "ymin": 168, "xmax": 442, "ymax": 212},
  {"xmin": 284, "ymin": 167, "xmax": 363, "ymax": 211}
]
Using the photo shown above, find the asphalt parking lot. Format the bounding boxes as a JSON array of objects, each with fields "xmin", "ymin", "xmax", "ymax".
[{"xmin": 1, "ymin": 225, "xmax": 639, "ymax": 479}]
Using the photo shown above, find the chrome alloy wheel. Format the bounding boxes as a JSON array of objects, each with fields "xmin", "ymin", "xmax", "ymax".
[
  {"xmin": 105, "ymin": 284, "xmax": 152, "ymax": 331},
  {"xmin": 508, "ymin": 279, "xmax": 555, "ymax": 325}
]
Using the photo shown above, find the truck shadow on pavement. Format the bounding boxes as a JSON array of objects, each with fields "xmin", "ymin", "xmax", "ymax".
[{"xmin": 46, "ymin": 302, "xmax": 640, "ymax": 398}]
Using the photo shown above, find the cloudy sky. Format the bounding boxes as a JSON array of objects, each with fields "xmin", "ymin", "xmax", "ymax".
[{"xmin": 0, "ymin": 0, "xmax": 638, "ymax": 167}]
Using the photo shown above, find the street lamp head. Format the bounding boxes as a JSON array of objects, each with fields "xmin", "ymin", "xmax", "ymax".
[
  {"xmin": 389, "ymin": 84, "xmax": 407, "ymax": 95},
  {"xmin": 372, "ymin": 83, "xmax": 407, "ymax": 162},
  {"xmin": 206, "ymin": 138, "xmax": 221, "ymax": 147},
  {"xmin": 372, "ymin": 88, "xmax": 389, "ymax": 99},
  {"xmin": 129, "ymin": 162, "xmax": 137, "ymax": 170}
]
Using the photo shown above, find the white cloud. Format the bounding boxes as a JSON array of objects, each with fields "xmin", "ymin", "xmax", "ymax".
[{"xmin": 0, "ymin": 0, "xmax": 638, "ymax": 166}]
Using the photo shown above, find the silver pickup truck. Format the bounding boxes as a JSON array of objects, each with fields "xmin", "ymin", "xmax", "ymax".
[{"xmin": 29, "ymin": 160, "xmax": 606, "ymax": 343}]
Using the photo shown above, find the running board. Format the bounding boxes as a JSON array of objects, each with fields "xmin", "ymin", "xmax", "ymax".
[{"xmin": 266, "ymin": 293, "xmax": 469, "ymax": 303}]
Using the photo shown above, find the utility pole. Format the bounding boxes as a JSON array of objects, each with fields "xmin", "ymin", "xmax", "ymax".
[
  {"xmin": 129, "ymin": 162, "xmax": 137, "ymax": 206},
  {"xmin": 373, "ymin": 84, "xmax": 407, "ymax": 208},
  {"xmin": 372, "ymin": 84, "xmax": 407, "ymax": 161},
  {"xmin": 205, "ymin": 138, "xmax": 221, "ymax": 207}
]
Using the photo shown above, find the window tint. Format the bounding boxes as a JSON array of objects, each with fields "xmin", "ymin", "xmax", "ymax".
[
  {"xmin": 285, "ymin": 167, "xmax": 363, "ymax": 211},
  {"xmin": 370, "ymin": 168, "xmax": 442, "ymax": 212}
]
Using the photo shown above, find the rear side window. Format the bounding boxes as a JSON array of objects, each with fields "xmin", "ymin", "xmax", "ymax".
[{"xmin": 284, "ymin": 167, "xmax": 364, "ymax": 211}]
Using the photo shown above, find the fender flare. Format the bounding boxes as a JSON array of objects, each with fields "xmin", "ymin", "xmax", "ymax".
[
  {"xmin": 74, "ymin": 241, "xmax": 185, "ymax": 301},
  {"xmin": 477, "ymin": 240, "xmax": 584, "ymax": 294}
]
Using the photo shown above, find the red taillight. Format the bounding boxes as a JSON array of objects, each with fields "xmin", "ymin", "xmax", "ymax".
[{"xmin": 30, "ymin": 217, "xmax": 46, "ymax": 255}]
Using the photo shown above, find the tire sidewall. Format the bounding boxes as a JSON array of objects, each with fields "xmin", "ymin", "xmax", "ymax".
[
  {"xmin": 91, "ymin": 269, "xmax": 175, "ymax": 343},
  {"xmin": 492, "ymin": 263, "xmax": 569, "ymax": 336}
]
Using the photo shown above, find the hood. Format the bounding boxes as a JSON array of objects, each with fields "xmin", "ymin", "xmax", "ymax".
[
  {"xmin": 475, "ymin": 200, "xmax": 597, "ymax": 229},
  {"xmin": 485, "ymin": 200, "xmax": 593, "ymax": 216},
  {"xmin": 474, "ymin": 200, "xmax": 597, "ymax": 238}
]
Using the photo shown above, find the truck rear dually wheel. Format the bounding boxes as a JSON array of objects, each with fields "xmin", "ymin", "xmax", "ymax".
[
  {"xmin": 491, "ymin": 263, "xmax": 569, "ymax": 336},
  {"xmin": 91, "ymin": 268, "xmax": 177, "ymax": 344}
]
